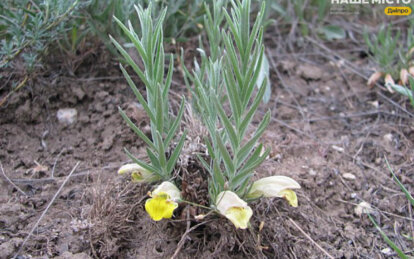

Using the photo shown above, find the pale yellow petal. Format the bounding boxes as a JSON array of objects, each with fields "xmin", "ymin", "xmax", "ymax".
[
  {"xmin": 216, "ymin": 191, "xmax": 248, "ymax": 214},
  {"xmin": 224, "ymin": 206, "xmax": 253, "ymax": 229},
  {"xmin": 216, "ymin": 191, "xmax": 252, "ymax": 229},
  {"xmin": 247, "ymin": 176, "xmax": 300, "ymax": 199},
  {"xmin": 131, "ymin": 172, "xmax": 144, "ymax": 182},
  {"xmin": 279, "ymin": 189, "xmax": 298, "ymax": 207},
  {"xmin": 118, "ymin": 163, "xmax": 159, "ymax": 183},
  {"xmin": 118, "ymin": 164, "xmax": 143, "ymax": 175},
  {"xmin": 153, "ymin": 181, "xmax": 181, "ymax": 201}
]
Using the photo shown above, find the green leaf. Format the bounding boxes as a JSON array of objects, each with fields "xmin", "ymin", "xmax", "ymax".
[
  {"xmin": 153, "ymin": 42, "xmax": 165, "ymax": 84},
  {"xmin": 256, "ymin": 54, "xmax": 271, "ymax": 103},
  {"xmin": 367, "ymin": 213, "xmax": 408, "ymax": 259},
  {"xmin": 232, "ymin": 147, "xmax": 270, "ymax": 190},
  {"xmin": 240, "ymin": 147, "xmax": 270, "ymax": 175},
  {"xmin": 240, "ymin": 0, "xmax": 250, "ymax": 56},
  {"xmin": 119, "ymin": 107, "xmax": 156, "ymax": 151},
  {"xmin": 216, "ymin": 134, "xmax": 235, "ymax": 176},
  {"xmin": 237, "ymin": 142, "xmax": 263, "ymax": 169},
  {"xmin": 109, "ymin": 35, "xmax": 150, "ymax": 88},
  {"xmin": 119, "ymin": 64, "xmax": 155, "ymax": 122},
  {"xmin": 155, "ymin": 132, "xmax": 167, "ymax": 170},
  {"xmin": 270, "ymin": 2, "xmax": 287, "ymax": 18},
  {"xmin": 113, "ymin": 16, "xmax": 147, "ymax": 63},
  {"xmin": 222, "ymin": 31, "xmax": 243, "ymax": 89},
  {"xmin": 204, "ymin": 137, "xmax": 216, "ymax": 161},
  {"xmin": 166, "ymin": 130, "xmax": 187, "ymax": 174},
  {"xmin": 223, "ymin": 69, "xmax": 242, "ymax": 121},
  {"xmin": 320, "ymin": 25, "xmax": 346, "ymax": 41},
  {"xmin": 197, "ymin": 154, "xmax": 212, "ymax": 175},
  {"xmin": 213, "ymin": 159, "xmax": 226, "ymax": 187},
  {"xmin": 222, "ymin": 10, "xmax": 243, "ymax": 59},
  {"xmin": 385, "ymin": 157, "xmax": 414, "ymax": 207},
  {"xmin": 155, "ymin": 85, "xmax": 164, "ymax": 133},
  {"xmin": 215, "ymin": 97, "xmax": 239, "ymax": 151},
  {"xmin": 239, "ymin": 76, "xmax": 267, "ymax": 139},
  {"xmin": 165, "ymin": 97, "xmax": 185, "ymax": 147},
  {"xmin": 163, "ymin": 54, "xmax": 174, "ymax": 100},
  {"xmin": 146, "ymin": 147, "xmax": 161, "ymax": 170},
  {"xmin": 390, "ymin": 83, "xmax": 413, "ymax": 99},
  {"xmin": 237, "ymin": 111, "xmax": 270, "ymax": 165},
  {"xmin": 242, "ymin": 44, "xmax": 264, "ymax": 107},
  {"xmin": 245, "ymin": 5, "xmax": 264, "ymax": 62}
]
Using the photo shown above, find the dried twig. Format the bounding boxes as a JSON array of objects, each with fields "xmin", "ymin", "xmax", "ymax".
[
  {"xmin": 0, "ymin": 162, "xmax": 28, "ymax": 196},
  {"xmin": 171, "ymin": 220, "xmax": 210, "ymax": 259},
  {"xmin": 11, "ymin": 164, "xmax": 119, "ymax": 184},
  {"xmin": 13, "ymin": 161, "xmax": 80, "ymax": 258},
  {"xmin": 288, "ymin": 217, "xmax": 335, "ymax": 259},
  {"xmin": 51, "ymin": 148, "xmax": 65, "ymax": 178}
]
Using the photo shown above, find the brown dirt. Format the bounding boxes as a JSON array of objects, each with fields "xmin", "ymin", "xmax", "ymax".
[{"xmin": 1, "ymin": 33, "xmax": 414, "ymax": 259}]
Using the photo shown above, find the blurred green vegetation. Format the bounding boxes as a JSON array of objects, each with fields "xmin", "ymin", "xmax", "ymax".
[
  {"xmin": 263, "ymin": 0, "xmax": 345, "ymax": 40},
  {"xmin": 364, "ymin": 23, "xmax": 414, "ymax": 77},
  {"xmin": 0, "ymin": 0, "xmax": 81, "ymax": 71},
  {"xmin": 1, "ymin": 0, "xmax": 348, "ymax": 75},
  {"xmin": 0, "ymin": 0, "xmax": 350, "ymax": 108},
  {"xmin": 0, "ymin": 0, "xmax": 210, "ymax": 72}
]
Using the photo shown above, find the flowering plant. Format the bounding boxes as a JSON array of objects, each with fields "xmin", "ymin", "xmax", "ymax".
[{"xmin": 113, "ymin": 0, "xmax": 301, "ymax": 229}]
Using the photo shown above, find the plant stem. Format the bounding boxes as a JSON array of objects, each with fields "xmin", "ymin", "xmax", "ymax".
[{"xmin": 179, "ymin": 199, "xmax": 214, "ymax": 211}]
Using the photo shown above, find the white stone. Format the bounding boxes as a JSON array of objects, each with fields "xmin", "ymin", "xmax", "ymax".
[
  {"xmin": 354, "ymin": 201, "xmax": 373, "ymax": 216},
  {"xmin": 57, "ymin": 108, "xmax": 78, "ymax": 125},
  {"xmin": 381, "ymin": 248, "xmax": 392, "ymax": 256},
  {"xmin": 332, "ymin": 145, "xmax": 344, "ymax": 153},
  {"xmin": 309, "ymin": 169, "xmax": 317, "ymax": 176},
  {"xmin": 342, "ymin": 173, "xmax": 356, "ymax": 180},
  {"xmin": 383, "ymin": 133, "xmax": 393, "ymax": 143}
]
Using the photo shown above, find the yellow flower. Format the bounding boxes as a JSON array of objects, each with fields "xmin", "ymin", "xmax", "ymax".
[
  {"xmin": 216, "ymin": 191, "xmax": 253, "ymax": 229},
  {"xmin": 145, "ymin": 181, "xmax": 181, "ymax": 221},
  {"xmin": 247, "ymin": 176, "xmax": 300, "ymax": 207},
  {"xmin": 117, "ymin": 163, "xmax": 160, "ymax": 183}
]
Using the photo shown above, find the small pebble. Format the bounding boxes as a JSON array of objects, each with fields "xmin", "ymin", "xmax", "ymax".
[
  {"xmin": 309, "ymin": 169, "xmax": 317, "ymax": 176},
  {"xmin": 57, "ymin": 108, "xmax": 78, "ymax": 125},
  {"xmin": 342, "ymin": 173, "xmax": 356, "ymax": 180},
  {"xmin": 297, "ymin": 64, "xmax": 323, "ymax": 80},
  {"xmin": 381, "ymin": 248, "xmax": 392, "ymax": 256},
  {"xmin": 354, "ymin": 201, "xmax": 373, "ymax": 216},
  {"xmin": 383, "ymin": 133, "xmax": 393, "ymax": 143},
  {"xmin": 332, "ymin": 145, "xmax": 344, "ymax": 153}
]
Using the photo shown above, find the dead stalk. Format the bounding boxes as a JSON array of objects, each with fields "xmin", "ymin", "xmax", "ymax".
[
  {"xmin": 0, "ymin": 161, "xmax": 28, "ymax": 197},
  {"xmin": 288, "ymin": 217, "xmax": 335, "ymax": 259},
  {"xmin": 171, "ymin": 220, "xmax": 210, "ymax": 259},
  {"xmin": 13, "ymin": 162, "xmax": 80, "ymax": 258}
]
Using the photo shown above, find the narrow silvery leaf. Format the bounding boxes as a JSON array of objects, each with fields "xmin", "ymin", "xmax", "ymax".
[
  {"xmin": 256, "ymin": 54, "xmax": 271, "ymax": 103},
  {"xmin": 119, "ymin": 64, "xmax": 155, "ymax": 122},
  {"xmin": 146, "ymin": 148, "xmax": 162, "ymax": 170},
  {"xmin": 390, "ymin": 83, "xmax": 413, "ymax": 98},
  {"xmin": 166, "ymin": 130, "xmax": 187, "ymax": 174},
  {"xmin": 119, "ymin": 107, "xmax": 156, "ymax": 151}
]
